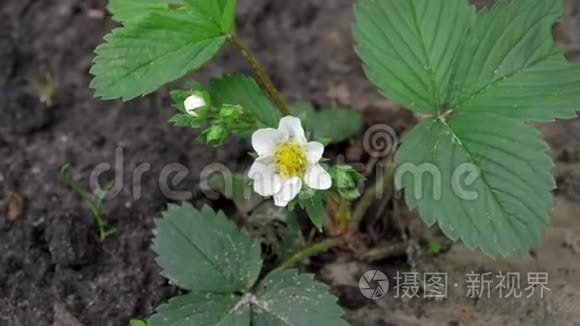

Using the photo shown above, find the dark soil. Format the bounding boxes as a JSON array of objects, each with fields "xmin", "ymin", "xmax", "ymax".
[{"xmin": 2, "ymin": 0, "xmax": 580, "ymax": 326}]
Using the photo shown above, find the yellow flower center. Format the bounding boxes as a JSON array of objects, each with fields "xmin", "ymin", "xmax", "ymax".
[{"xmin": 274, "ymin": 142, "xmax": 307, "ymax": 178}]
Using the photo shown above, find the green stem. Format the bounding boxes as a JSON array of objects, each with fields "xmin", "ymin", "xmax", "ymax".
[
  {"xmin": 229, "ymin": 33, "xmax": 291, "ymax": 116},
  {"xmin": 351, "ymin": 163, "xmax": 396, "ymax": 226},
  {"xmin": 278, "ymin": 238, "xmax": 341, "ymax": 270},
  {"xmin": 276, "ymin": 164, "xmax": 396, "ymax": 269}
]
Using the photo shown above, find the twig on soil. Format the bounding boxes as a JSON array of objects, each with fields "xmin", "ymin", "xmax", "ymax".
[
  {"xmin": 7, "ymin": 192, "xmax": 24, "ymax": 222},
  {"xmin": 229, "ymin": 33, "xmax": 291, "ymax": 116}
]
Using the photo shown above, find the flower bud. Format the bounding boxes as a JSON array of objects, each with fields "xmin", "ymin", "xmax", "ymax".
[{"xmin": 184, "ymin": 93, "xmax": 207, "ymax": 117}]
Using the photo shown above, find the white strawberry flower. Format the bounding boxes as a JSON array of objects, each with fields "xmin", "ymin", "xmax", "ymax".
[
  {"xmin": 184, "ymin": 93, "xmax": 207, "ymax": 117},
  {"xmin": 248, "ymin": 116, "xmax": 332, "ymax": 207}
]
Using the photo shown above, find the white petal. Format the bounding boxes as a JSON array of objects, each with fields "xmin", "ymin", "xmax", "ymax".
[
  {"xmin": 248, "ymin": 156, "xmax": 273, "ymax": 178},
  {"xmin": 251, "ymin": 128, "xmax": 288, "ymax": 156},
  {"xmin": 184, "ymin": 95, "xmax": 206, "ymax": 116},
  {"xmin": 304, "ymin": 164, "xmax": 332, "ymax": 190},
  {"xmin": 305, "ymin": 141, "xmax": 324, "ymax": 163},
  {"xmin": 278, "ymin": 116, "xmax": 307, "ymax": 144},
  {"xmin": 250, "ymin": 164, "xmax": 283, "ymax": 197},
  {"xmin": 273, "ymin": 177, "xmax": 302, "ymax": 207}
]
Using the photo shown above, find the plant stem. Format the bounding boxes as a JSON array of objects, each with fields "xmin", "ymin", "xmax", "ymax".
[
  {"xmin": 352, "ymin": 163, "xmax": 396, "ymax": 226},
  {"xmin": 278, "ymin": 238, "xmax": 341, "ymax": 270},
  {"xmin": 277, "ymin": 164, "xmax": 395, "ymax": 269},
  {"xmin": 229, "ymin": 33, "xmax": 291, "ymax": 116}
]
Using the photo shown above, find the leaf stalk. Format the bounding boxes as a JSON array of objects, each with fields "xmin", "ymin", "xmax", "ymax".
[
  {"xmin": 352, "ymin": 163, "xmax": 396, "ymax": 227},
  {"xmin": 278, "ymin": 238, "xmax": 341, "ymax": 270},
  {"xmin": 229, "ymin": 33, "xmax": 291, "ymax": 116}
]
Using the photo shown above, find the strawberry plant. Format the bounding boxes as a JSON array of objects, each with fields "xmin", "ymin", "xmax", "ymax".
[{"xmin": 90, "ymin": 0, "xmax": 579, "ymax": 324}]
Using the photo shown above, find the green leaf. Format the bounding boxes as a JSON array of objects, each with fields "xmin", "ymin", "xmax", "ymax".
[
  {"xmin": 354, "ymin": 0, "xmax": 475, "ymax": 113},
  {"xmin": 108, "ymin": 0, "xmax": 181, "ymax": 23},
  {"xmin": 109, "ymin": 0, "xmax": 237, "ymax": 31},
  {"xmin": 291, "ymin": 103, "xmax": 363, "ymax": 144},
  {"xmin": 220, "ymin": 0, "xmax": 238, "ymax": 33},
  {"xmin": 210, "ymin": 74, "xmax": 282, "ymax": 128},
  {"xmin": 428, "ymin": 240, "xmax": 442, "ymax": 256},
  {"xmin": 395, "ymin": 113, "xmax": 554, "ymax": 257},
  {"xmin": 169, "ymin": 113, "xmax": 197, "ymax": 127},
  {"xmin": 329, "ymin": 165, "xmax": 365, "ymax": 200},
  {"xmin": 183, "ymin": 0, "xmax": 238, "ymax": 33},
  {"xmin": 91, "ymin": 10, "xmax": 226, "ymax": 100},
  {"xmin": 455, "ymin": 55, "xmax": 580, "ymax": 122},
  {"xmin": 355, "ymin": 0, "xmax": 579, "ymax": 122},
  {"xmin": 149, "ymin": 270, "xmax": 345, "ymax": 326},
  {"xmin": 129, "ymin": 320, "xmax": 150, "ymax": 326},
  {"xmin": 252, "ymin": 269, "xmax": 347, "ymax": 326},
  {"xmin": 152, "ymin": 203, "xmax": 263, "ymax": 292},
  {"xmin": 149, "ymin": 293, "xmax": 250, "ymax": 326},
  {"xmin": 450, "ymin": 0, "xmax": 578, "ymax": 121},
  {"xmin": 300, "ymin": 192, "xmax": 326, "ymax": 230},
  {"xmin": 357, "ymin": 0, "xmax": 580, "ymax": 257}
]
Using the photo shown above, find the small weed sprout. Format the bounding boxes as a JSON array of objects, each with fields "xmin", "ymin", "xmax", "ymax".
[{"xmin": 60, "ymin": 164, "xmax": 117, "ymax": 242}]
